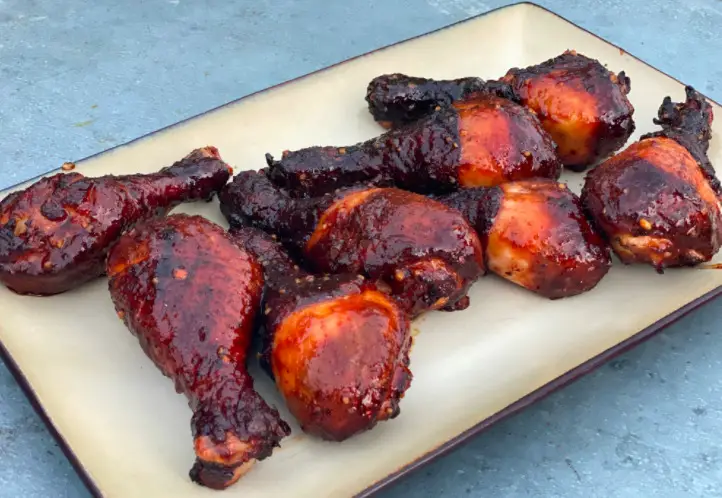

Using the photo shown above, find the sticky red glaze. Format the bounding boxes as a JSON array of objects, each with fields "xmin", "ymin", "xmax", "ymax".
[
  {"xmin": 487, "ymin": 180, "xmax": 610, "ymax": 298},
  {"xmin": 273, "ymin": 290, "xmax": 411, "ymax": 441},
  {"xmin": 219, "ymin": 171, "xmax": 486, "ymax": 317},
  {"xmin": 502, "ymin": 50, "xmax": 635, "ymax": 170},
  {"xmin": 265, "ymin": 93, "xmax": 561, "ymax": 197},
  {"xmin": 305, "ymin": 188, "xmax": 486, "ymax": 316},
  {"xmin": 229, "ymin": 226, "xmax": 413, "ymax": 442},
  {"xmin": 0, "ymin": 147, "xmax": 231, "ymax": 296},
  {"xmin": 455, "ymin": 96, "xmax": 561, "ymax": 187},
  {"xmin": 440, "ymin": 179, "xmax": 611, "ymax": 298},
  {"xmin": 106, "ymin": 214, "xmax": 289, "ymax": 490},
  {"xmin": 582, "ymin": 137, "xmax": 722, "ymax": 271}
]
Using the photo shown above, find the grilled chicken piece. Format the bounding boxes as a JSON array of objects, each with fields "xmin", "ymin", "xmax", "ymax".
[
  {"xmin": 502, "ymin": 50, "xmax": 635, "ymax": 171},
  {"xmin": 266, "ymin": 93, "xmax": 560, "ymax": 197},
  {"xmin": 582, "ymin": 86, "xmax": 721, "ymax": 272},
  {"xmin": 229, "ymin": 226, "xmax": 412, "ymax": 441},
  {"xmin": 439, "ymin": 179, "xmax": 611, "ymax": 298},
  {"xmin": 107, "ymin": 214, "xmax": 290, "ymax": 490},
  {"xmin": 0, "ymin": 147, "xmax": 231, "ymax": 296},
  {"xmin": 219, "ymin": 170, "xmax": 485, "ymax": 317},
  {"xmin": 365, "ymin": 73, "xmax": 515, "ymax": 129},
  {"xmin": 364, "ymin": 50, "xmax": 635, "ymax": 172}
]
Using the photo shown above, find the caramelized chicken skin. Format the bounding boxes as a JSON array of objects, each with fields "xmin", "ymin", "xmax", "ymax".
[
  {"xmin": 107, "ymin": 214, "xmax": 290, "ymax": 490},
  {"xmin": 582, "ymin": 87, "xmax": 721, "ymax": 271},
  {"xmin": 364, "ymin": 51, "xmax": 635, "ymax": 171},
  {"xmin": 642, "ymin": 85, "xmax": 719, "ymax": 193},
  {"xmin": 501, "ymin": 50, "xmax": 635, "ymax": 170},
  {"xmin": 439, "ymin": 179, "xmax": 611, "ymax": 298},
  {"xmin": 0, "ymin": 147, "xmax": 231, "ymax": 296},
  {"xmin": 266, "ymin": 93, "xmax": 560, "ymax": 197},
  {"xmin": 229, "ymin": 226, "xmax": 412, "ymax": 441},
  {"xmin": 219, "ymin": 170, "xmax": 485, "ymax": 316},
  {"xmin": 365, "ymin": 73, "xmax": 515, "ymax": 128}
]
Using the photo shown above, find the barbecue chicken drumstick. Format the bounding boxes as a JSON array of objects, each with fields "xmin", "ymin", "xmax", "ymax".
[
  {"xmin": 219, "ymin": 170, "xmax": 485, "ymax": 317},
  {"xmin": 365, "ymin": 73, "xmax": 515, "ymax": 129},
  {"xmin": 501, "ymin": 50, "xmax": 635, "ymax": 171},
  {"xmin": 229, "ymin": 226, "xmax": 412, "ymax": 441},
  {"xmin": 365, "ymin": 51, "xmax": 635, "ymax": 171},
  {"xmin": 582, "ymin": 86, "xmax": 721, "ymax": 272},
  {"xmin": 107, "ymin": 214, "xmax": 290, "ymax": 490},
  {"xmin": 266, "ymin": 93, "xmax": 561, "ymax": 197},
  {"xmin": 439, "ymin": 179, "xmax": 611, "ymax": 298},
  {"xmin": 0, "ymin": 147, "xmax": 230, "ymax": 296}
]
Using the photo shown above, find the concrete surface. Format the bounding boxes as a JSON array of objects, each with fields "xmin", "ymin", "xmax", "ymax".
[{"xmin": 1, "ymin": 0, "xmax": 722, "ymax": 496}]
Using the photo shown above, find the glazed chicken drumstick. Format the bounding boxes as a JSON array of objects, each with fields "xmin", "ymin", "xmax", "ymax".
[
  {"xmin": 266, "ymin": 92, "xmax": 560, "ymax": 197},
  {"xmin": 229, "ymin": 226, "xmax": 413, "ymax": 442},
  {"xmin": 107, "ymin": 214, "xmax": 290, "ymax": 490},
  {"xmin": 219, "ymin": 170, "xmax": 485, "ymax": 317},
  {"xmin": 582, "ymin": 86, "xmax": 721, "ymax": 272},
  {"xmin": 365, "ymin": 73, "xmax": 515, "ymax": 129},
  {"xmin": 366, "ymin": 50, "xmax": 636, "ymax": 171},
  {"xmin": 438, "ymin": 179, "xmax": 611, "ymax": 298},
  {"xmin": 0, "ymin": 147, "xmax": 230, "ymax": 295}
]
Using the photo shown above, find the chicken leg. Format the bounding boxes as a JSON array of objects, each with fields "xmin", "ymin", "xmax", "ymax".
[
  {"xmin": 106, "ymin": 214, "xmax": 290, "ymax": 490},
  {"xmin": 219, "ymin": 170, "xmax": 485, "ymax": 317},
  {"xmin": 501, "ymin": 50, "xmax": 636, "ymax": 171},
  {"xmin": 439, "ymin": 179, "xmax": 611, "ymax": 298},
  {"xmin": 582, "ymin": 86, "xmax": 721, "ymax": 271},
  {"xmin": 365, "ymin": 73, "xmax": 515, "ymax": 128},
  {"xmin": 0, "ymin": 147, "xmax": 231, "ymax": 295},
  {"xmin": 229, "ymin": 226, "xmax": 412, "ymax": 442},
  {"xmin": 266, "ymin": 93, "xmax": 560, "ymax": 197},
  {"xmin": 365, "ymin": 50, "xmax": 635, "ymax": 171}
]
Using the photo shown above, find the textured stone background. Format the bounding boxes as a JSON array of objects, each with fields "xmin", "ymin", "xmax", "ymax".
[{"xmin": 1, "ymin": 1, "xmax": 721, "ymax": 496}]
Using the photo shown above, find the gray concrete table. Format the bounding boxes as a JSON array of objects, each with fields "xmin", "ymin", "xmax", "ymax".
[{"xmin": 1, "ymin": 1, "xmax": 721, "ymax": 496}]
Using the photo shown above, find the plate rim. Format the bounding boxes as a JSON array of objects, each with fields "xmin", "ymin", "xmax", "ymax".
[{"xmin": 1, "ymin": 2, "xmax": 720, "ymax": 497}]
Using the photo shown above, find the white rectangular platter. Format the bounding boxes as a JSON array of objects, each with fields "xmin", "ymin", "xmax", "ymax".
[{"xmin": 1, "ymin": 3, "xmax": 721, "ymax": 497}]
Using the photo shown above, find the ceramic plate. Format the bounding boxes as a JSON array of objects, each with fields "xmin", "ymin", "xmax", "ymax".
[{"xmin": 1, "ymin": 3, "xmax": 721, "ymax": 497}]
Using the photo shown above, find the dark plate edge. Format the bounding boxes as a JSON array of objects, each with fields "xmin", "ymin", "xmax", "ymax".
[
  {"xmin": 0, "ymin": 340, "xmax": 104, "ymax": 498},
  {"xmin": 0, "ymin": 2, "xmax": 719, "ymax": 498}
]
